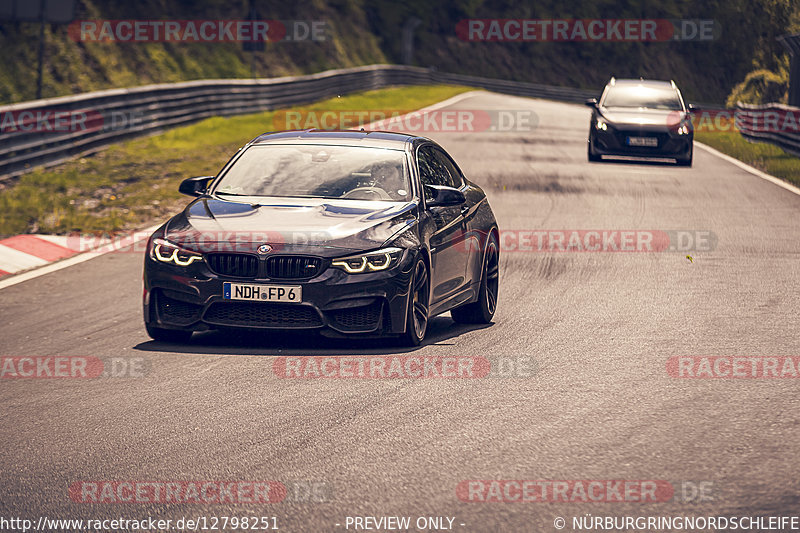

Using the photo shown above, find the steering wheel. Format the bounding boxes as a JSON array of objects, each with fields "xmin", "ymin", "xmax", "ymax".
[{"xmin": 343, "ymin": 187, "xmax": 393, "ymax": 201}]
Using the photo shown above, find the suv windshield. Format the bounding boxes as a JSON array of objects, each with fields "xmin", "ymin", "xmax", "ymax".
[
  {"xmin": 602, "ymin": 85, "xmax": 683, "ymax": 110},
  {"xmin": 213, "ymin": 144, "xmax": 411, "ymax": 201}
]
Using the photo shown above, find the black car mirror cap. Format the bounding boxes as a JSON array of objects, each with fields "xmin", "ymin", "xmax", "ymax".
[
  {"xmin": 687, "ymin": 103, "xmax": 700, "ymax": 113},
  {"xmin": 179, "ymin": 176, "xmax": 214, "ymax": 197},
  {"xmin": 426, "ymin": 185, "xmax": 466, "ymax": 208},
  {"xmin": 585, "ymin": 98, "xmax": 598, "ymax": 108}
]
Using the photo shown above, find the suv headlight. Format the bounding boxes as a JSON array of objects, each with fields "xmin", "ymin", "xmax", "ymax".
[
  {"xmin": 595, "ymin": 117, "xmax": 608, "ymax": 131},
  {"xmin": 149, "ymin": 238, "xmax": 203, "ymax": 266},
  {"xmin": 331, "ymin": 247, "xmax": 403, "ymax": 274},
  {"xmin": 676, "ymin": 121, "xmax": 691, "ymax": 135}
]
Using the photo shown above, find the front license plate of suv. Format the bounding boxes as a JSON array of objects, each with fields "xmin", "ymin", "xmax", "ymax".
[
  {"xmin": 627, "ymin": 136, "xmax": 658, "ymax": 147},
  {"xmin": 223, "ymin": 283, "xmax": 302, "ymax": 303}
]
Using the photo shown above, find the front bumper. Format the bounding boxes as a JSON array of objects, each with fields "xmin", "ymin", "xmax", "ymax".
[
  {"xmin": 143, "ymin": 251, "xmax": 415, "ymax": 337},
  {"xmin": 590, "ymin": 126, "xmax": 692, "ymax": 159}
]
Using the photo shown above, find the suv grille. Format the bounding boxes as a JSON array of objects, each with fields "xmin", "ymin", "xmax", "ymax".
[
  {"xmin": 265, "ymin": 256, "xmax": 324, "ymax": 279},
  {"xmin": 206, "ymin": 253, "xmax": 259, "ymax": 278}
]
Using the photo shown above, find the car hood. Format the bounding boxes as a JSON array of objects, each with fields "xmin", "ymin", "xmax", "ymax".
[
  {"xmin": 600, "ymin": 107, "xmax": 687, "ymax": 128},
  {"xmin": 164, "ymin": 196, "xmax": 418, "ymax": 256}
]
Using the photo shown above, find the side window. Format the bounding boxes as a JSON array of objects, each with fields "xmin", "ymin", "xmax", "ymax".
[
  {"xmin": 434, "ymin": 149, "xmax": 464, "ymax": 188},
  {"xmin": 417, "ymin": 146, "xmax": 450, "ymax": 200}
]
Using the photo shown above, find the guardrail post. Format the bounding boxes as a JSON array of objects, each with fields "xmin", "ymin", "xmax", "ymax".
[
  {"xmin": 402, "ymin": 18, "xmax": 422, "ymax": 65},
  {"xmin": 778, "ymin": 33, "xmax": 800, "ymax": 107}
]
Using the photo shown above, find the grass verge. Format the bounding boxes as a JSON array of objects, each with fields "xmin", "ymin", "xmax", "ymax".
[
  {"xmin": 0, "ymin": 85, "xmax": 471, "ymax": 237},
  {"xmin": 695, "ymin": 130, "xmax": 800, "ymax": 188}
]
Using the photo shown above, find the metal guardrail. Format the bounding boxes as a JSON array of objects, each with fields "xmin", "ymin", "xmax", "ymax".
[
  {"xmin": 0, "ymin": 64, "xmax": 598, "ymax": 182},
  {"xmin": 735, "ymin": 102, "xmax": 800, "ymax": 157}
]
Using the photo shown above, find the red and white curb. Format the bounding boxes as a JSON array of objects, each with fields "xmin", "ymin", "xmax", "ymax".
[
  {"xmin": 0, "ymin": 235, "xmax": 78, "ymax": 277},
  {"xmin": 0, "ymin": 225, "xmax": 160, "ymax": 290}
]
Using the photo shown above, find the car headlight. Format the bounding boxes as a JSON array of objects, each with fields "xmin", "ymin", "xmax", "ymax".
[
  {"xmin": 149, "ymin": 238, "xmax": 203, "ymax": 266},
  {"xmin": 676, "ymin": 122, "xmax": 691, "ymax": 135},
  {"xmin": 595, "ymin": 117, "xmax": 608, "ymax": 131},
  {"xmin": 331, "ymin": 247, "xmax": 403, "ymax": 274}
]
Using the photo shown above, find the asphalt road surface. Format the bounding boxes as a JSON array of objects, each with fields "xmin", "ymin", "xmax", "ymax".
[{"xmin": 2, "ymin": 92, "xmax": 799, "ymax": 532}]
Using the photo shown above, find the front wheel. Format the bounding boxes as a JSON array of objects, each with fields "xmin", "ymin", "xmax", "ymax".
[
  {"xmin": 676, "ymin": 144, "xmax": 693, "ymax": 166},
  {"xmin": 400, "ymin": 257, "xmax": 430, "ymax": 346},
  {"xmin": 451, "ymin": 234, "xmax": 499, "ymax": 324},
  {"xmin": 587, "ymin": 136, "xmax": 601, "ymax": 162}
]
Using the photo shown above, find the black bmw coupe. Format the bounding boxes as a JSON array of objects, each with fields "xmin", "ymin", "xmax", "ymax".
[{"xmin": 143, "ymin": 129, "xmax": 499, "ymax": 345}]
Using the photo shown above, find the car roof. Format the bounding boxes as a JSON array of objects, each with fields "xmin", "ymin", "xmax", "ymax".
[
  {"xmin": 249, "ymin": 129, "xmax": 429, "ymax": 150},
  {"xmin": 607, "ymin": 78, "xmax": 677, "ymax": 89}
]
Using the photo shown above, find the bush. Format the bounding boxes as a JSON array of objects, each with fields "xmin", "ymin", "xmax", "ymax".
[{"xmin": 726, "ymin": 69, "xmax": 788, "ymax": 106}]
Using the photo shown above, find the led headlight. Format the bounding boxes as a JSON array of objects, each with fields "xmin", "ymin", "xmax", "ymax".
[
  {"xmin": 150, "ymin": 238, "xmax": 203, "ymax": 266},
  {"xmin": 331, "ymin": 247, "xmax": 403, "ymax": 274},
  {"xmin": 676, "ymin": 122, "xmax": 691, "ymax": 135},
  {"xmin": 595, "ymin": 117, "xmax": 608, "ymax": 131}
]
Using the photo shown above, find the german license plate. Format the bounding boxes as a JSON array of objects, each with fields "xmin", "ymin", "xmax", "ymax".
[
  {"xmin": 627, "ymin": 136, "xmax": 658, "ymax": 147},
  {"xmin": 223, "ymin": 282, "xmax": 302, "ymax": 303}
]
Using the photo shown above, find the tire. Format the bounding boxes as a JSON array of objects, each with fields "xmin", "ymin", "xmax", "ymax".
[
  {"xmin": 145, "ymin": 323, "xmax": 192, "ymax": 343},
  {"xmin": 676, "ymin": 144, "xmax": 693, "ymax": 167},
  {"xmin": 451, "ymin": 233, "xmax": 499, "ymax": 324},
  {"xmin": 400, "ymin": 257, "xmax": 430, "ymax": 347},
  {"xmin": 587, "ymin": 137, "xmax": 601, "ymax": 162}
]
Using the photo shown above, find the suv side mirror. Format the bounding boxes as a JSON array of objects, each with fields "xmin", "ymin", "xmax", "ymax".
[
  {"xmin": 585, "ymin": 98, "xmax": 598, "ymax": 108},
  {"xmin": 179, "ymin": 176, "xmax": 214, "ymax": 197},
  {"xmin": 687, "ymin": 103, "xmax": 700, "ymax": 113},
  {"xmin": 426, "ymin": 185, "xmax": 466, "ymax": 208}
]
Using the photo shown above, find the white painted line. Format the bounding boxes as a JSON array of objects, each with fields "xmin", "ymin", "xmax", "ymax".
[
  {"xmin": 0, "ymin": 225, "xmax": 160, "ymax": 290},
  {"xmin": 0, "ymin": 244, "xmax": 50, "ymax": 273},
  {"xmin": 363, "ymin": 90, "xmax": 486, "ymax": 131},
  {"xmin": 398, "ymin": 90, "xmax": 485, "ymax": 114},
  {"xmin": 694, "ymin": 142, "xmax": 800, "ymax": 197}
]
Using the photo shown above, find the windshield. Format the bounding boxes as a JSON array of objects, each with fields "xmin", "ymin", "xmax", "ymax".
[
  {"xmin": 213, "ymin": 144, "xmax": 411, "ymax": 201},
  {"xmin": 602, "ymin": 85, "xmax": 683, "ymax": 110}
]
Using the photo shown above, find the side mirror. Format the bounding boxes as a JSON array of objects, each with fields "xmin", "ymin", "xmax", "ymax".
[
  {"xmin": 585, "ymin": 98, "xmax": 598, "ymax": 108},
  {"xmin": 179, "ymin": 176, "xmax": 214, "ymax": 197},
  {"xmin": 687, "ymin": 103, "xmax": 700, "ymax": 113},
  {"xmin": 426, "ymin": 185, "xmax": 466, "ymax": 208}
]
